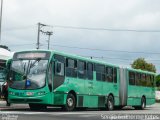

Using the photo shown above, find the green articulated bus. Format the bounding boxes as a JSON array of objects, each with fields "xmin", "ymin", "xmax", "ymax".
[{"xmin": 8, "ymin": 50, "xmax": 156, "ymax": 111}]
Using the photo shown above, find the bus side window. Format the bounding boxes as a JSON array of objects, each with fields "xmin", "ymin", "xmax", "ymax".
[
  {"xmin": 66, "ymin": 58, "xmax": 77, "ymax": 78},
  {"xmin": 77, "ymin": 61, "xmax": 86, "ymax": 79},
  {"xmin": 54, "ymin": 54, "xmax": 65, "ymax": 63},
  {"xmin": 55, "ymin": 62, "xmax": 65, "ymax": 76},
  {"xmin": 135, "ymin": 73, "xmax": 140, "ymax": 86},
  {"xmin": 150, "ymin": 75, "xmax": 154, "ymax": 87},
  {"xmin": 54, "ymin": 54, "xmax": 65, "ymax": 76},
  {"xmin": 106, "ymin": 67, "xmax": 113, "ymax": 82},
  {"xmin": 141, "ymin": 74, "xmax": 146, "ymax": 86},
  {"xmin": 146, "ymin": 75, "xmax": 151, "ymax": 87},
  {"xmin": 101, "ymin": 66, "xmax": 105, "ymax": 81},
  {"xmin": 87, "ymin": 63, "xmax": 93, "ymax": 80},
  {"xmin": 113, "ymin": 68, "xmax": 117, "ymax": 83},
  {"xmin": 95, "ymin": 64, "xmax": 105, "ymax": 81},
  {"xmin": 129, "ymin": 71, "xmax": 135, "ymax": 85}
]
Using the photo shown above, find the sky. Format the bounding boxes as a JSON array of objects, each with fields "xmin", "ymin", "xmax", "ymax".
[{"xmin": 1, "ymin": 0, "xmax": 160, "ymax": 72}]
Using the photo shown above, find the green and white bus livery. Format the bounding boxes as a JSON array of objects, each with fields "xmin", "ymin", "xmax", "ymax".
[{"xmin": 8, "ymin": 50, "xmax": 155, "ymax": 111}]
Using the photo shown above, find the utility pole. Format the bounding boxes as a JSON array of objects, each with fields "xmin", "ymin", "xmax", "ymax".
[
  {"xmin": 36, "ymin": 22, "xmax": 53, "ymax": 50},
  {"xmin": 37, "ymin": 22, "xmax": 47, "ymax": 49},
  {"xmin": 0, "ymin": 0, "xmax": 3, "ymax": 44},
  {"xmin": 46, "ymin": 31, "xmax": 53, "ymax": 50},
  {"xmin": 37, "ymin": 23, "xmax": 40, "ymax": 49}
]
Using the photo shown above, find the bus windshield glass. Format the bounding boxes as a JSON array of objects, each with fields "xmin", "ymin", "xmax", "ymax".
[
  {"xmin": 10, "ymin": 59, "xmax": 48, "ymax": 89},
  {"xmin": 9, "ymin": 52, "xmax": 50, "ymax": 89}
]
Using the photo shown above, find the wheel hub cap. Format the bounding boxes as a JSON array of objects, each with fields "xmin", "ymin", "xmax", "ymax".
[
  {"xmin": 109, "ymin": 100, "xmax": 113, "ymax": 109},
  {"xmin": 67, "ymin": 98, "xmax": 73, "ymax": 107},
  {"xmin": 142, "ymin": 102, "xmax": 145, "ymax": 108}
]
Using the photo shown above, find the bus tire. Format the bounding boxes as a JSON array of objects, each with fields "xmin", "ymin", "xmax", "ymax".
[
  {"xmin": 140, "ymin": 97, "xmax": 146, "ymax": 110},
  {"xmin": 106, "ymin": 95, "xmax": 114, "ymax": 111},
  {"xmin": 64, "ymin": 93, "xmax": 76, "ymax": 111},
  {"xmin": 134, "ymin": 97, "xmax": 146, "ymax": 110},
  {"xmin": 29, "ymin": 104, "xmax": 47, "ymax": 110}
]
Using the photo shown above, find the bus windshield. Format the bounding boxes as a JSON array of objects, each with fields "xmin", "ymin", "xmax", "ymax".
[{"xmin": 9, "ymin": 59, "xmax": 48, "ymax": 89}]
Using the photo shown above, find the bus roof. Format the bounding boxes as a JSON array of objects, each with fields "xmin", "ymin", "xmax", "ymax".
[
  {"xmin": 14, "ymin": 49, "xmax": 156, "ymax": 74},
  {"xmin": 14, "ymin": 49, "xmax": 120, "ymax": 68},
  {"xmin": 53, "ymin": 50, "xmax": 120, "ymax": 68},
  {"xmin": 126, "ymin": 67, "xmax": 156, "ymax": 75}
]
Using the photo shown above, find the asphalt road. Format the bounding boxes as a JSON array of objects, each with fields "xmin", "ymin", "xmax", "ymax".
[{"xmin": 0, "ymin": 101, "xmax": 160, "ymax": 120}]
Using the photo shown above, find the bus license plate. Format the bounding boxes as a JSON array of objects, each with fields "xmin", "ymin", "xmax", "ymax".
[{"xmin": 26, "ymin": 92, "xmax": 34, "ymax": 96}]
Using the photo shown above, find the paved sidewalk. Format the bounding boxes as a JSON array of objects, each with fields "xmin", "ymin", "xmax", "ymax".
[
  {"xmin": 0, "ymin": 100, "xmax": 28, "ymax": 109},
  {"xmin": 0, "ymin": 100, "xmax": 6, "ymax": 105}
]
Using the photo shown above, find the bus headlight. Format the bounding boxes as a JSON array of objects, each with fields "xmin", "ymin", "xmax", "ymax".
[{"xmin": 37, "ymin": 91, "xmax": 45, "ymax": 95}]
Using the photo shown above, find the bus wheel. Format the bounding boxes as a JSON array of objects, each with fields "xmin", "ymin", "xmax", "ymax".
[
  {"xmin": 64, "ymin": 93, "xmax": 76, "ymax": 111},
  {"xmin": 106, "ymin": 95, "xmax": 114, "ymax": 111},
  {"xmin": 134, "ymin": 97, "xmax": 146, "ymax": 110},
  {"xmin": 29, "ymin": 104, "xmax": 47, "ymax": 110}
]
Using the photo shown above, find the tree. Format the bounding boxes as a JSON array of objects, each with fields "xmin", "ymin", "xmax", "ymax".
[
  {"xmin": 156, "ymin": 74, "xmax": 160, "ymax": 87},
  {"xmin": 131, "ymin": 58, "xmax": 156, "ymax": 73},
  {"xmin": 0, "ymin": 45, "xmax": 10, "ymax": 51}
]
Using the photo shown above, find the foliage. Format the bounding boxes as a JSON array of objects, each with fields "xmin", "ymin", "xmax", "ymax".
[
  {"xmin": 131, "ymin": 58, "xmax": 156, "ymax": 73},
  {"xmin": 156, "ymin": 74, "xmax": 160, "ymax": 87},
  {"xmin": 0, "ymin": 45, "xmax": 10, "ymax": 51}
]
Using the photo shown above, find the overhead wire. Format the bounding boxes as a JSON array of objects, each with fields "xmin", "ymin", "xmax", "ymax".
[
  {"xmin": 2, "ymin": 25, "xmax": 36, "ymax": 32},
  {"xmin": 2, "ymin": 24, "xmax": 160, "ymax": 33},
  {"xmin": 4, "ymin": 24, "xmax": 160, "ymax": 63},
  {"xmin": 51, "ymin": 25, "xmax": 160, "ymax": 33},
  {"xmin": 49, "ymin": 44, "xmax": 160, "ymax": 55}
]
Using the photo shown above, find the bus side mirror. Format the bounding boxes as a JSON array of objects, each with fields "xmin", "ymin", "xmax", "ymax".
[{"xmin": 55, "ymin": 62, "xmax": 64, "ymax": 76}]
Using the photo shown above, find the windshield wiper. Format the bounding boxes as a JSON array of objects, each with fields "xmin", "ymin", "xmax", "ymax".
[{"xmin": 29, "ymin": 58, "xmax": 41, "ymax": 69}]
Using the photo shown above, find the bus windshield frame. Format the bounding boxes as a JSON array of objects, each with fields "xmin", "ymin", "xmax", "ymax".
[{"xmin": 9, "ymin": 51, "xmax": 51, "ymax": 90}]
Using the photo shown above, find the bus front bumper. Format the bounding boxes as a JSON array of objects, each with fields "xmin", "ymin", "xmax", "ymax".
[{"xmin": 8, "ymin": 93, "xmax": 52, "ymax": 104}]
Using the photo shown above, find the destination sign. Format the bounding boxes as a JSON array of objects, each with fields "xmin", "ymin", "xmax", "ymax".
[{"xmin": 13, "ymin": 52, "xmax": 50, "ymax": 60}]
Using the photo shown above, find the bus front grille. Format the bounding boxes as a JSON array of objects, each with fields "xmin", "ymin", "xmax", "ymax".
[{"xmin": 10, "ymin": 99, "xmax": 42, "ymax": 103}]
